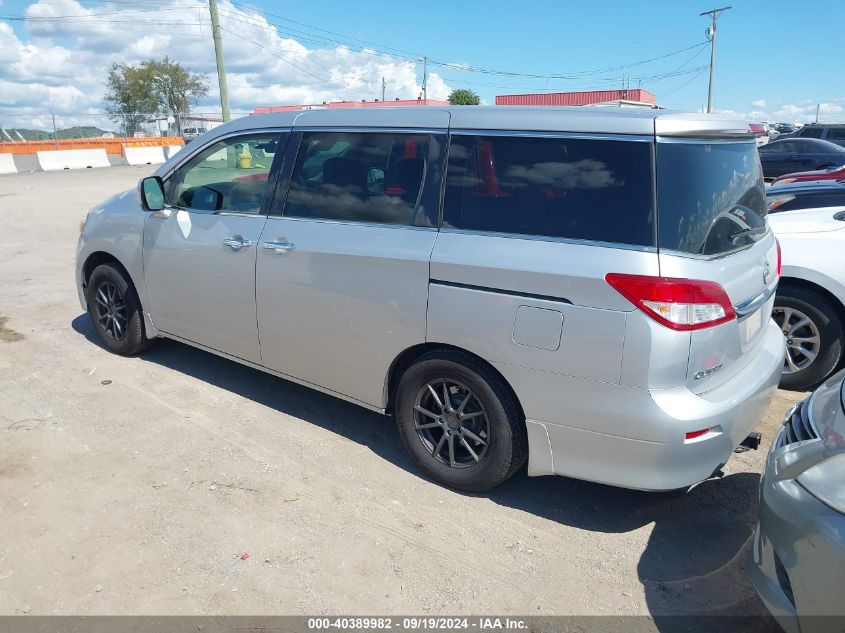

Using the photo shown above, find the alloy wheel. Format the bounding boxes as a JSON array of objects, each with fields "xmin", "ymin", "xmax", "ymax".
[
  {"xmin": 94, "ymin": 281, "xmax": 129, "ymax": 341},
  {"xmin": 772, "ymin": 306, "xmax": 821, "ymax": 374},
  {"xmin": 413, "ymin": 378, "xmax": 490, "ymax": 468}
]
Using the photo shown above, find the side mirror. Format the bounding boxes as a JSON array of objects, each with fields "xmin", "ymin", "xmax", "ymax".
[{"xmin": 140, "ymin": 176, "xmax": 165, "ymax": 211}]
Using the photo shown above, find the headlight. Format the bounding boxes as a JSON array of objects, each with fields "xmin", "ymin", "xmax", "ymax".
[{"xmin": 797, "ymin": 452, "xmax": 845, "ymax": 514}]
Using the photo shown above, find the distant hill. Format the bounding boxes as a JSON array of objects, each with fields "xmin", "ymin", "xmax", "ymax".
[{"xmin": 2, "ymin": 126, "xmax": 114, "ymax": 141}]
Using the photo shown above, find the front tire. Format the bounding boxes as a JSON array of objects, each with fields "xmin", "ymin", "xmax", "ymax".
[
  {"xmin": 395, "ymin": 350, "xmax": 527, "ymax": 492},
  {"xmin": 773, "ymin": 286, "xmax": 843, "ymax": 391},
  {"xmin": 86, "ymin": 263, "xmax": 149, "ymax": 356}
]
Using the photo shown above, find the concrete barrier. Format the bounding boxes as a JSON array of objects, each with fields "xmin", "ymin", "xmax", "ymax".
[
  {"xmin": 0, "ymin": 153, "xmax": 17, "ymax": 175},
  {"xmin": 37, "ymin": 149, "xmax": 109, "ymax": 171},
  {"xmin": 124, "ymin": 145, "xmax": 166, "ymax": 166},
  {"xmin": 165, "ymin": 145, "xmax": 185, "ymax": 160}
]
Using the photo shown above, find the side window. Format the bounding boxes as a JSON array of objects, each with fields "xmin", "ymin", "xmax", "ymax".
[
  {"xmin": 282, "ymin": 131, "xmax": 442, "ymax": 226},
  {"xmin": 826, "ymin": 128, "xmax": 845, "ymax": 141},
  {"xmin": 761, "ymin": 141, "xmax": 792, "ymax": 154},
  {"xmin": 442, "ymin": 134, "xmax": 655, "ymax": 247},
  {"xmin": 166, "ymin": 133, "xmax": 281, "ymax": 214},
  {"xmin": 799, "ymin": 127, "xmax": 824, "ymax": 138}
]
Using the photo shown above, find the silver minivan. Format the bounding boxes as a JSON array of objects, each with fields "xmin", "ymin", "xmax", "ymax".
[{"xmin": 76, "ymin": 107, "xmax": 785, "ymax": 492}]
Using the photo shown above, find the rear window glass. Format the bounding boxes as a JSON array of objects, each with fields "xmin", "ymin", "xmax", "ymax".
[
  {"xmin": 442, "ymin": 135, "xmax": 655, "ymax": 247},
  {"xmin": 657, "ymin": 142, "xmax": 767, "ymax": 255}
]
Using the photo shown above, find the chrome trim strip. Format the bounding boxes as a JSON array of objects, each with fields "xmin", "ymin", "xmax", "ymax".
[
  {"xmin": 735, "ymin": 282, "xmax": 778, "ymax": 318},
  {"xmin": 656, "ymin": 136, "xmax": 757, "ymax": 145},
  {"xmin": 294, "ymin": 126, "xmax": 448, "ymax": 134},
  {"xmin": 265, "ymin": 215, "xmax": 438, "ymax": 232},
  {"xmin": 449, "ymin": 129, "xmax": 653, "ymax": 142},
  {"xmin": 439, "ymin": 227, "xmax": 657, "ymax": 252}
]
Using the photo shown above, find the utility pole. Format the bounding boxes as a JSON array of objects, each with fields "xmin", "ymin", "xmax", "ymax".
[
  {"xmin": 381, "ymin": 76, "xmax": 386, "ymax": 102},
  {"xmin": 815, "ymin": 104, "xmax": 820, "ymax": 123},
  {"xmin": 50, "ymin": 110, "xmax": 59, "ymax": 149},
  {"xmin": 700, "ymin": 6, "xmax": 731, "ymax": 114},
  {"xmin": 208, "ymin": 0, "xmax": 231, "ymax": 121},
  {"xmin": 422, "ymin": 56, "xmax": 428, "ymax": 101}
]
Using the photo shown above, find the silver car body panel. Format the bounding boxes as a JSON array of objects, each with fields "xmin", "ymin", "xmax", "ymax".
[
  {"xmin": 751, "ymin": 371, "xmax": 845, "ymax": 629},
  {"xmin": 76, "ymin": 106, "xmax": 781, "ymax": 491}
]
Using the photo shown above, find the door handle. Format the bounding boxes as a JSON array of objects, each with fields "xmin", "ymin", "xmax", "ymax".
[
  {"xmin": 222, "ymin": 236, "xmax": 252, "ymax": 250},
  {"xmin": 263, "ymin": 240, "xmax": 296, "ymax": 254}
]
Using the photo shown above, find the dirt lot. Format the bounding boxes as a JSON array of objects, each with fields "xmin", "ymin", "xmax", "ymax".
[{"xmin": 0, "ymin": 167, "xmax": 802, "ymax": 627}]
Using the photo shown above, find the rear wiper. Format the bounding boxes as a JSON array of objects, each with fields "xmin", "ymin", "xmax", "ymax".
[{"xmin": 731, "ymin": 226, "xmax": 766, "ymax": 243}]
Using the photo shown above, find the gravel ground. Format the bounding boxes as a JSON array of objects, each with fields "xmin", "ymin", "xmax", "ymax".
[{"xmin": 0, "ymin": 167, "xmax": 802, "ymax": 628}]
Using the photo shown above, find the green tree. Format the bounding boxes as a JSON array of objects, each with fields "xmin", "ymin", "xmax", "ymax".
[
  {"xmin": 141, "ymin": 57, "xmax": 208, "ymax": 135},
  {"xmin": 104, "ymin": 62, "xmax": 159, "ymax": 137},
  {"xmin": 104, "ymin": 57, "xmax": 208, "ymax": 137},
  {"xmin": 447, "ymin": 89, "xmax": 481, "ymax": 106}
]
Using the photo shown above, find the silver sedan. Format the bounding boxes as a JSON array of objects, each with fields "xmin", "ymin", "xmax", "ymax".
[{"xmin": 751, "ymin": 368, "xmax": 845, "ymax": 632}]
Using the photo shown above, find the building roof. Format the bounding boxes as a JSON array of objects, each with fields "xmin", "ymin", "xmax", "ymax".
[{"xmin": 496, "ymin": 89, "xmax": 657, "ymax": 107}]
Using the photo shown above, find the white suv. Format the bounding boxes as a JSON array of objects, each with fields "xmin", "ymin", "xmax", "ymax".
[{"xmin": 770, "ymin": 207, "xmax": 845, "ymax": 390}]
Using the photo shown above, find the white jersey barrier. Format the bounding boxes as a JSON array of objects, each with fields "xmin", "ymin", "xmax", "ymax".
[
  {"xmin": 0, "ymin": 153, "xmax": 17, "ymax": 175},
  {"xmin": 37, "ymin": 149, "xmax": 109, "ymax": 171},
  {"xmin": 124, "ymin": 145, "xmax": 166, "ymax": 166},
  {"xmin": 165, "ymin": 145, "xmax": 185, "ymax": 160}
]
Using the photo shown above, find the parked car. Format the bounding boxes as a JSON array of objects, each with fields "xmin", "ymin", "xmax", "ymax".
[
  {"xmin": 768, "ymin": 207, "xmax": 845, "ymax": 390},
  {"xmin": 76, "ymin": 107, "xmax": 783, "ymax": 493},
  {"xmin": 790, "ymin": 123, "xmax": 845, "ymax": 147},
  {"xmin": 181, "ymin": 127, "xmax": 208, "ymax": 142},
  {"xmin": 771, "ymin": 123, "xmax": 797, "ymax": 135},
  {"xmin": 759, "ymin": 138, "xmax": 845, "ymax": 180},
  {"xmin": 751, "ymin": 368, "xmax": 845, "ymax": 632},
  {"xmin": 767, "ymin": 179, "xmax": 845, "ymax": 213},
  {"xmin": 772, "ymin": 164, "xmax": 845, "ymax": 186}
]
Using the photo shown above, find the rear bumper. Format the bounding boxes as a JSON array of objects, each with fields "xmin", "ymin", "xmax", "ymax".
[{"xmin": 505, "ymin": 318, "xmax": 784, "ymax": 490}]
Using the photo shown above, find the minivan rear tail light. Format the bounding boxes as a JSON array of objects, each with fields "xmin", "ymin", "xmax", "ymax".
[
  {"xmin": 605, "ymin": 274, "xmax": 736, "ymax": 331},
  {"xmin": 775, "ymin": 238, "xmax": 782, "ymax": 277}
]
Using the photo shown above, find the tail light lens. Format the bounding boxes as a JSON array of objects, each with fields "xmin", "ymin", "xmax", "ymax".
[
  {"xmin": 605, "ymin": 273, "xmax": 736, "ymax": 331},
  {"xmin": 775, "ymin": 238, "xmax": 782, "ymax": 277}
]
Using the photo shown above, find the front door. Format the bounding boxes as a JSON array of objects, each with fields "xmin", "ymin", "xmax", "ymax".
[
  {"xmin": 143, "ymin": 131, "xmax": 287, "ymax": 363},
  {"xmin": 256, "ymin": 129, "xmax": 447, "ymax": 406}
]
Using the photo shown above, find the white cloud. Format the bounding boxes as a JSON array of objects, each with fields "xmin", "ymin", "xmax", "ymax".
[
  {"xmin": 0, "ymin": 0, "xmax": 450, "ymax": 130},
  {"xmin": 751, "ymin": 99, "xmax": 766, "ymax": 108},
  {"xmin": 716, "ymin": 99, "xmax": 845, "ymax": 125}
]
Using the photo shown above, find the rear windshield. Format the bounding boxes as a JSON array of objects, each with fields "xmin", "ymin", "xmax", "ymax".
[{"xmin": 657, "ymin": 142, "xmax": 767, "ymax": 255}]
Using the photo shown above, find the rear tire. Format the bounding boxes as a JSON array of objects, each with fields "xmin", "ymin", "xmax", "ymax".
[
  {"xmin": 773, "ymin": 286, "xmax": 843, "ymax": 391},
  {"xmin": 395, "ymin": 349, "xmax": 527, "ymax": 492},
  {"xmin": 86, "ymin": 263, "xmax": 150, "ymax": 356}
]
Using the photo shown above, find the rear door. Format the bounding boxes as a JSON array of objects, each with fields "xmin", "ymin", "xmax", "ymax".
[
  {"xmin": 655, "ymin": 139, "xmax": 778, "ymax": 393},
  {"xmin": 255, "ymin": 127, "xmax": 447, "ymax": 407},
  {"xmin": 428, "ymin": 132, "xmax": 659, "ymax": 387}
]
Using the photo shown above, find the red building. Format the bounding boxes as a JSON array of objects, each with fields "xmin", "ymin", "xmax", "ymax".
[
  {"xmin": 495, "ymin": 89, "xmax": 657, "ymax": 107},
  {"xmin": 254, "ymin": 98, "xmax": 450, "ymax": 114}
]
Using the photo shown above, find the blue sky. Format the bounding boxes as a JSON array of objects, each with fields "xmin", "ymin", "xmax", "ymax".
[{"xmin": 1, "ymin": 0, "xmax": 843, "ymax": 129}]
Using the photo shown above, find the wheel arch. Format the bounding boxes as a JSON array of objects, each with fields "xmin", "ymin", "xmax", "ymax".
[
  {"xmin": 383, "ymin": 342, "xmax": 526, "ymax": 422},
  {"xmin": 778, "ymin": 276, "xmax": 845, "ymax": 325},
  {"xmin": 81, "ymin": 251, "xmax": 139, "ymax": 298}
]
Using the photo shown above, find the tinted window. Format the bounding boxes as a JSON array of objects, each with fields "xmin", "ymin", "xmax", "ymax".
[
  {"xmin": 759, "ymin": 141, "xmax": 792, "ymax": 154},
  {"xmin": 442, "ymin": 135, "xmax": 654, "ymax": 246},
  {"xmin": 800, "ymin": 127, "xmax": 824, "ymax": 138},
  {"xmin": 283, "ymin": 131, "xmax": 443, "ymax": 226},
  {"xmin": 828, "ymin": 128, "xmax": 845, "ymax": 140},
  {"xmin": 770, "ymin": 192, "xmax": 845, "ymax": 213},
  {"xmin": 166, "ymin": 133, "xmax": 280, "ymax": 214},
  {"xmin": 657, "ymin": 142, "xmax": 767, "ymax": 255}
]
